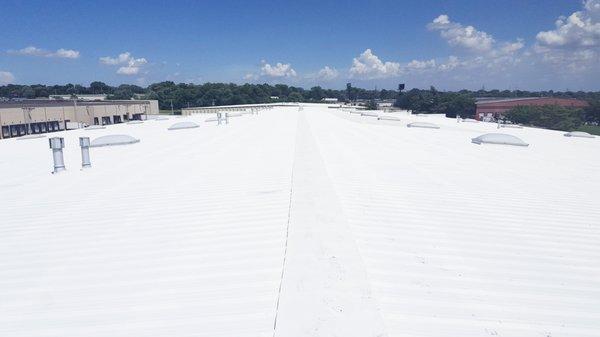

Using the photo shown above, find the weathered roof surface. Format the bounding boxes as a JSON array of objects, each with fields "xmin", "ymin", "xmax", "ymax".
[{"xmin": 1, "ymin": 105, "xmax": 599, "ymax": 337}]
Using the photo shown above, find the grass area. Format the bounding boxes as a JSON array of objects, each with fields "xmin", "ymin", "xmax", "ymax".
[{"xmin": 577, "ymin": 125, "xmax": 600, "ymax": 135}]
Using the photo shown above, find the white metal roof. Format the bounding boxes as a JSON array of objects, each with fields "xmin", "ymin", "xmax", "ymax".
[{"xmin": 1, "ymin": 105, "xmax": 599, "ymax": 337}]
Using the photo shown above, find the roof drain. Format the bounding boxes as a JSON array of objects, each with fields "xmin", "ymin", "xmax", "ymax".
[
  {"xmin": 49, "ymin": 137, "xmax": 66, "ymax": 174},
  {"xmin": 79, "ymin": 137, "xmax": 91, "ymax": 169}
]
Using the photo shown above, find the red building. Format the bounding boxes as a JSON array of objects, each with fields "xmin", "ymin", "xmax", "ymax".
[{"xmin": 475, "ymin": 97, "xmax": 589, "ymax": 121}]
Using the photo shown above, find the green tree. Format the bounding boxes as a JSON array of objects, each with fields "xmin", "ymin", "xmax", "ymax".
[{"xmin": 505, "ymin": 105, "xmax": 584, "ymax": 131}]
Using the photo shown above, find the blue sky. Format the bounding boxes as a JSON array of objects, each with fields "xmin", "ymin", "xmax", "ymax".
[{"xmin": 1, "ymin": 0, "xmax": 599, "ymax": 90}]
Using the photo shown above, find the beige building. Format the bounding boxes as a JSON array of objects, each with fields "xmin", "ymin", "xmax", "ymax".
[
  {"xmin": 0, "ymin": 99, "xmax": 159, "ymax": 139},
  {"xmin": 49, "ymin": 94, "xmax": 108, "ymax": 101}
]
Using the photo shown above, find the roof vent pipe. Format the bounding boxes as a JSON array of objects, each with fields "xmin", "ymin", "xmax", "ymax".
[
  {"xmin": 217, "ymin": 112, "xmax": 228, "ymax": 125},
  {"xmin": 79, "ymin": 137, "xmax": 91, "ymax": 169},
  {"xmin": 49, "ymin": 137, "xmax": 66, "ymax": 174},
  {"xmin": 497, "ymin": 119, "xmax": 501, "ymax": 129}
]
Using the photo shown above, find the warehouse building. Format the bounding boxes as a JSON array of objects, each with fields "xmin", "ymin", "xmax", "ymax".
[
  {"xmin": 49, "ymin": 94, "xmax": 108, "ymax": 101},
  {"xmin": 0, "ymin": 99, "xmax": 159, "ymax": 139},
  {"xmin": 475, "ymin": 97, "xmax": 588, "ymax": 121}
]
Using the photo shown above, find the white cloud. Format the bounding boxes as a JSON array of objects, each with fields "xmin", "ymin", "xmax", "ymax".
[
  {"xmin": 99, "ymin": 52, "xmax": 132, "ymax": 65},
  {"xmin": 428, "ymin": 15, "xmax": 495, "ymax": 53},
  {"xmin": 9, "ymin": 46, "xmax": 46, "ymax": 57},
  {"xmin": 8, "ymin": 46, "xmax": 80, "ymax": 59},
  {"xmin": 100, "ymin": 52, "xmax": 148, "ymax": 75},
  {"xmin": 498, "ymin": 40, "xmax": 525, "ymax": 55},
  {"xmin": 316, "ymin": 66, "xmax": 339, "ymax": 80},
  {"xmin": 406, "ymin": 59, "xmax": 437, "ymax": 71},
  {"xmin": 53, "ymin": 48, "xmax": 80, "ymax": 59},
  {"xmin": 536, "ymin": 0, "xmax": 600, "ymax": 48},
  {"xmin": 0, "ymin": 71, "xmax": 15, "ymax": 85},
  {"xmin": 117, "ymin": 66, "xmax": 141, "ymax": 75},
  {"xmin": 260, "ymin": 61, "xmax": 297, "ymax": 78},
  {"xmin": 533, "ymin": 0, "xmax": 600, "ymax": 72},
  {"xmin": 349, "ymin": 49, "xmax": 401, "ymax": 79},
  {"xmin": 244, "ymin": 73, "xmax": 259, "ymax": 81},
  {"xmin": 438, "ymin": 56, "xmax": 462, "ymax": 71}
]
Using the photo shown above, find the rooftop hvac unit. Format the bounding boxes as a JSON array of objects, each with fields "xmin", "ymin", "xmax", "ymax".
[
  {"xmin": 471, "ymin": 133, "xmax": 529, "ymax": 146},
  {"xmin": 407, "ymin": 122, "xmax": 440, "ymax": 129}
]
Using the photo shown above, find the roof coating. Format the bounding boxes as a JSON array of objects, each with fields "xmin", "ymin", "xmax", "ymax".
[{"xmin": 1, "ymin": 105, "xmax": 599, "ymax": 337}]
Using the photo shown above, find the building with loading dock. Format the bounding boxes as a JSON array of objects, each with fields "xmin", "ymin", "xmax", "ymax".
[{"xmin": 0, "ymin": 99, "xmax": 159, "ymax": 139}]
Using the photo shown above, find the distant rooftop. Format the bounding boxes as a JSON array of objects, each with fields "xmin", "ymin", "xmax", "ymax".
[{"xmin": 0, "ymin": 99, "xmax": 154, "ymax": 108}]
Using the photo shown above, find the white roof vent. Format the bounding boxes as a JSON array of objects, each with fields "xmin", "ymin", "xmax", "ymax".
[
  {"xmin": 127, "ymin": 120, "xmax": 144, "ymax": 124},
  {"xmin": 17, "ymin": 134, "xmax": 47, "ymax": 140},
  {"xmin": 154, "ymin": 117, "xmax": 169, "ymax": 121},
  {"xmin": 564, "ymin": 131, "xmax": 595, "ymax": 138},
  {"xmin": 472, "ymin": 133, "xmax": 529, "ymax": 146},
  {"xmin": 463, "ymin": 118, "xmax": 479, "ymax": 123},
  {"xmin": 205, "ymin": 117, "xmax": 219, "ymax": 122},
  {"xmin": 407, "ymin": 122, "xmax": 440, "ymax": 129},
  {"xmin": 86, "ymin": 125, "xmax": 106, "ymax": 130},
  {"xmin": 378, "ymin": 115, "xmax": 401, "ymax": 121},
  {"xmin": 500, "ymin": 124, "xmax": 523, "ymax": 129},
  {"xmin": 90, "ymin": 134, "xmax": 140, "ymax": 147},
  {"xmin": 168, "ymin": 121, "xmax": 200, "ymax": 130}
]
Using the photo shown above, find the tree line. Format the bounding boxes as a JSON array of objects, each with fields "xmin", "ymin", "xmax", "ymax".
[
  {"xmin": 394, "ymin": 86, "xmax": 600, "ymax": 129},
  {"xmin": 0, "ymin": 81, "xmax": 397, "ymax": 110},
  {"xmin": 1, "ymin": 81, "xmax": 599, "ymax": 127}
]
